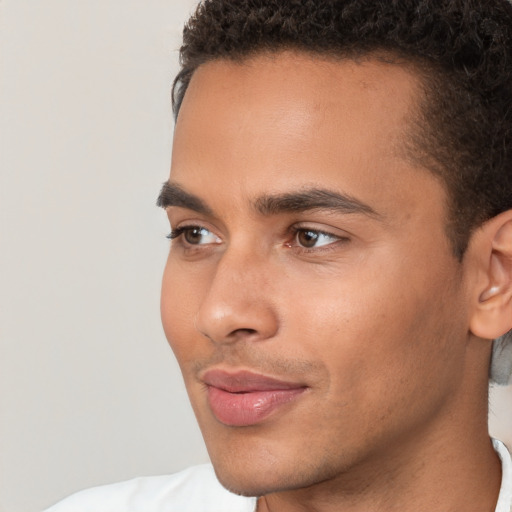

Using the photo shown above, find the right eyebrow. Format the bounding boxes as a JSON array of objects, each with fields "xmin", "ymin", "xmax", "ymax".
[
  {"xmin": 253, "ymin": 188, "xmax": 380, "ymax": 218},
  {"xmin": 156, "ymin": 182, "xmax": 213, "ymax": 216}
]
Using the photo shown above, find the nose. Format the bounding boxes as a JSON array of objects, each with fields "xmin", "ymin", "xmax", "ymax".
[{"xmin": 194, "ymin": 247, "xmax": 279, "ymax": 345}]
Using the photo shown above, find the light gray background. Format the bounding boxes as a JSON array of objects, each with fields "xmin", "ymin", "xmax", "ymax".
[{"xmin": 0, "ymin": 2, "xmax": 511, "ymax": 511}]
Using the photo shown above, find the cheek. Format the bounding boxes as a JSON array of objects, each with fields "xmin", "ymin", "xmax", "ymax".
[
  {"xmin": 160, "ymin": 257, "xmax": 206, "ymax": 365},
  {"xmin": 284, "ymin": 251, "xmax": 463, "ymax": 394}
]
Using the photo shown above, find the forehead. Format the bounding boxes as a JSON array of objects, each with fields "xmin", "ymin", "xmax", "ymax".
[
  {"xmin": 175, "ymin": 51, "xmax": 421, "ymax": 147},
  {"xmin": 171, "ymin": 52, "xmax": 441, "ymax": 223}
]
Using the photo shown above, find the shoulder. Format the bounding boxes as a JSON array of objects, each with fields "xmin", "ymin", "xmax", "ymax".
[{"xmin": 44, "ymin": 464, "xmax": 256, "ymax": 512}]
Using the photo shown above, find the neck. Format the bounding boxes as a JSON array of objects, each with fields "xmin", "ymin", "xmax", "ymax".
[{"xmin": 257, "ymin": 422, "xmax": 501, "ymax": 512}]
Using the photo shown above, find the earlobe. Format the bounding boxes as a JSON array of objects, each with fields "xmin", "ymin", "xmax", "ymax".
[{"xmin": 469, "ymin": 211, "xmax": 512, "ymax": 340}]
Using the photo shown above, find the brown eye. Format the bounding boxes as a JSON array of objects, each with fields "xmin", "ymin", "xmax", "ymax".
[
  {"xmin": 293, "ymin": 228, "xmax": 342, "ymax": 249},
  {"xmin": 184, "ymin": 227, "xmax": 207, "ymax": 245},
  {"xmin": 169, "ymin": 226, "xmax": 221, "ymax": 246},
  {"xmin": 297, "ymin": 230, "xmax": 320, "ymax": 248}
]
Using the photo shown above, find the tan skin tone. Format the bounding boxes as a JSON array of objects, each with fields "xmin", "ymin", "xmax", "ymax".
[{"xmin": 160, "ymin": 52, "xmax": 510, "ymax": 512}]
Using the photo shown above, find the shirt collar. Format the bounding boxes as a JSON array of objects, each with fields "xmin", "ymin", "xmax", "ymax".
[{"xmin": 493, "ymin": 438, "xmax": 512, "ymax": 512}]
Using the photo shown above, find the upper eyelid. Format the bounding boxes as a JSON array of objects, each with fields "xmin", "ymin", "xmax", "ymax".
[
  {"xmin": 166, "ymin": 207, "xmax": 223, "ymax": 229},
  {"xmin": 290, "ymin": 223, "xmax": 351, "ymax": 239},
  {"xmin": 169, "ymin": 225, "xmax": 222, "ymax": 245},
  {"xmin": 168, "ymin": 217, "xmax": 218, "ymax": 232},
  {"xmin": 294, "ymin": 227, "xmax": 339, "ymax": 236},
  {"xmin": 290, "ymin": 227, "xmax": 345, "ymax": 246},
  {"xmin": 167, "ymin": 220, "xmax": 351, "ymax": 242},
  {"xmin": 166, "ymin": 211, "xmax": 225, "ymax": 231}
]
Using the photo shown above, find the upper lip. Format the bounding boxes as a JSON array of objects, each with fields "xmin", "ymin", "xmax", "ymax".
[{"xmin": 201, "ymin": 369, "xmax": 306, "ymax": 393}]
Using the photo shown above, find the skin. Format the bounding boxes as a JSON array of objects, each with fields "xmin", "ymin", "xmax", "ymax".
[{"xmin": 160, "ymin": 53, "xmax": 502, "ymax": 512}]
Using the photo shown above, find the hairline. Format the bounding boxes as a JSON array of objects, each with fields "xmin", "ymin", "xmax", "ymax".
[{"xmin": 172, "ymin": 47, "xmax": 467, "ymax": 261}]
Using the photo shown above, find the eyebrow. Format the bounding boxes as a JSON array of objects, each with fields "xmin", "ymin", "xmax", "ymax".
[
  {"xmin": 254, "ymin": 188, "xmax": 379, "ymax": 217},
  {"xmin": 157, "ymin": 181, "xmax": 380, "ymax": 219},
  {"xmin": 157, "ymin": 182, "xmax": 213, "ymax": 216}
]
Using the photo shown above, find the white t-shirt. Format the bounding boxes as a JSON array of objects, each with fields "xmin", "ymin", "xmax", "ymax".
[{"xmin": 45, "ymin": 439, "xmax": 512, "ymax": 512}]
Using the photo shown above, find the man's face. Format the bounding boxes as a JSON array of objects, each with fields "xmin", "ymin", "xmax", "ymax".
[{"xmin": 161, "ymin": 53, "xmax": 471, "ymax": 495}]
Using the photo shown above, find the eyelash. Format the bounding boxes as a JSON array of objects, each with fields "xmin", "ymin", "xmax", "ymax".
[
  {"xmin": 167, "ymin": 225, "xmax": 349, "ymax": 253},
  {"xmin": 166, "ymin": 227, "xmax": 189, "ymax": 240},
  {"xmin": 167, "ymin": 226, "xmax": 217, "ymax": 242},
  {"xmin": 287, "ymin": 226, "xmax": 347, "ymax": 253}
]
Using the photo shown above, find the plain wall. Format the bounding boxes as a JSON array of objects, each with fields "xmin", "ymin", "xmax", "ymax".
[
  {"xmin": 0, "ymin": 2, "xmax": 208, "ymax": 511},
  {"xmin": 0, "ymin": 2, "xmax": 510, "ymax": 511}
]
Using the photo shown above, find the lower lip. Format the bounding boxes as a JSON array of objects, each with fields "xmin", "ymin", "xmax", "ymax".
[{"xmin": 207, "ymin": 386, "xmax": 306, "ymax": 427}]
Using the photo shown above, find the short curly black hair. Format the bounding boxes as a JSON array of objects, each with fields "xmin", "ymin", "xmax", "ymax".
[{"xmin": 173, "ymin": 0, "xmax": 512, "ymax": 259}]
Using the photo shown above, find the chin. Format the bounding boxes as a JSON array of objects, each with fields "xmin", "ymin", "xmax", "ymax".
[
  {"xmin": 214, "ymin": 476, "xmax": 268, "ymax": 498},
  {"xmin": 207, "ymin": 449, "xmax": 279, "ymax": 496},
  {"xmin": 209, "ymin": 448, "xmax": 341, "ymax": 498},
  {"xmin": 212, "ymin": 465, "xmax": 296, "ymax": 497}
]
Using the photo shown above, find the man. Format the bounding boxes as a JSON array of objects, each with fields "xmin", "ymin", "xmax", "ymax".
[{"xmin": 46, "ymin": 1, "xmax": 512, "ymax": 511}]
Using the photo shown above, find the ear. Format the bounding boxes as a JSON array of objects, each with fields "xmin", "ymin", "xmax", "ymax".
[{"xmin": 469, "ymin": 210, "xmax": 512, "ymax": 340}]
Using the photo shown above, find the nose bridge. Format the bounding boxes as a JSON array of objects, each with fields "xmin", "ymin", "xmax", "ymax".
[{"xmin": 195, "ymin": 242, "xmax": 278, "ymax": 344}]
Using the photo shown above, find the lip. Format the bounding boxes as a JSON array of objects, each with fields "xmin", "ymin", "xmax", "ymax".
[{"xmin": 201, "ymin": 369, "xmax": 307, "ymax": 427}]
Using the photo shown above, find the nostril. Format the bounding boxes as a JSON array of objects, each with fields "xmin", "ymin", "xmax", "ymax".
[
  {"xmin": 194, "ymin": 299, "xmax": 279, "ymax": 345},
  {"xmin": 237, "ymin": 328, "xmax": 257, "ymax": 335},
  {"xmin": 228, "ymin": 328, "xmax": 258, "ymax": 339},
  {"xmin": 198, "ymin": 327, "xmax": 260, "ymax": 345}
]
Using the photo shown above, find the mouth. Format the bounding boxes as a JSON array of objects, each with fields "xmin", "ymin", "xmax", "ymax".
[{"xmin": 201, "ymin": 369, "xmax": 308, "ymax": 427}]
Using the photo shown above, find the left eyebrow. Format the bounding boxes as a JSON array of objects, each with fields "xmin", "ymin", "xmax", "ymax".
[
  {"xmin": 157, "ymin": 182, "xmax": 213, "ymax": 216},
  {"xmin": 254, "ymin": 188, "xmax": 381, "ymax": 218}
]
